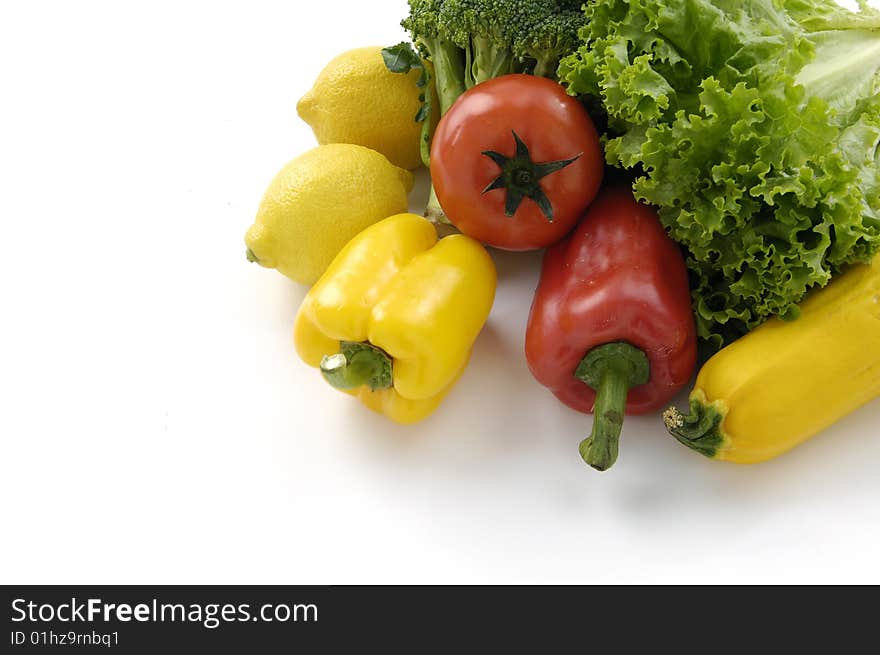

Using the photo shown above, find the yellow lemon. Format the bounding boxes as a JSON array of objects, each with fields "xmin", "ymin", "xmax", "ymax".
[
  {"xmin": 246, "ymin": 144, "xmax": 413, "ymax": 285},
  {"xmin": 297, "ymin": 47, "xmax": 424, "ymax": 170}
]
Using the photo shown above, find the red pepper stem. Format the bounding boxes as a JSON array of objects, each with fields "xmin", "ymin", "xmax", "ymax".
[
  {"xmin": 578, "ymin": 367, "xmax": 628, "ymax": 471},
  {"xmin": 574, "ymin": 342, "xmax": 650, "ymax": 472}
]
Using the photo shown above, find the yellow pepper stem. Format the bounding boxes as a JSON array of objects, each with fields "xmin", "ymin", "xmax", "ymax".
[
  {"xmin": 663, "ymin": 400, "xmax": 726, "ymax": 459},
  {"xmin": 320, "ymin": 341, "xmax": 393, "ymax": 392},
  {"xmin": 575, "ymin": 342, "xmax": 650, "ymax": 472}
]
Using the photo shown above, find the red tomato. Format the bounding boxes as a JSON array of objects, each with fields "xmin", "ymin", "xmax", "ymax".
[{"xmin": 430, "ymin": 74, "xmax": 604, "ymax": 251}]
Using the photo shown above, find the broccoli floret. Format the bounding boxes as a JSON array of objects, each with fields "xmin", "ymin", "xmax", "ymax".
[{"xmin": 506, "ymin": 3, "xmax": 584, "ymax": 78}]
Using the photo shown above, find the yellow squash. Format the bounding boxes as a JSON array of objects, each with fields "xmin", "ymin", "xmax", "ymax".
[
  {"xmin": 294, "ymin": 213, "xmax": 497, "ymax": 424},
  {"xmin": 664, "ymin": 253, "xmax": 880, "ymax": 464}
]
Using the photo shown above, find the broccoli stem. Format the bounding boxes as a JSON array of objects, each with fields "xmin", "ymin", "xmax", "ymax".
[
  {"xmin": 532, "ymin": 57, "xmax": 557, "ymax": 79},
  {"xmin": 425, "ymin": 185, "xmax": 451, "ymax": 224},
  {"xmin": 416, "ymin": 37, "xmax": 469, "ymax": 225},
  {"xmin": 424, "ymin": 37, "xmax": 467, "ymax": 114},
  {"xmin": 467, "ymin": 37, "xmax": 517, "ymax": 87}
]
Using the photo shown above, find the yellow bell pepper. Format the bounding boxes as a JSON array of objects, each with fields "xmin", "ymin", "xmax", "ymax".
[
  {"xmin": 293, "ymin": 213, "xmax": 497, "ymax": 424},
  {"xmin": 664, "ymin": 253, "xmax": 880, "ymax": 464}
]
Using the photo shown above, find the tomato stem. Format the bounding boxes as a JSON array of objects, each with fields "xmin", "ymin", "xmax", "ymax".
[{"xmin": 481, "ymin": 130, "xmax": 580, "ymax": 222}]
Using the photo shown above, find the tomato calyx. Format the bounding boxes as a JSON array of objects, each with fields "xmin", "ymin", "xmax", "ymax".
[{"xmin": 481, "ymin": 131, "xmax": 581, "ymax": 223}]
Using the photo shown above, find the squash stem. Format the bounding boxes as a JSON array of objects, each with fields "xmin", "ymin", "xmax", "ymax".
[{"xmin": 662, "ymin": 398, "xmax": 727, "ymax": 459}]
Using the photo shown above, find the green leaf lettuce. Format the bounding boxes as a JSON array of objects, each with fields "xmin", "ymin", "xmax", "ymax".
[{"xmin": 560, "ymin": 0, "xmax": 880, "ymax": 347}]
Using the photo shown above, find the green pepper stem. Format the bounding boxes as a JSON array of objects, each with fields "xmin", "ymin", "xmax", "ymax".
[
  {"xmin": 574, "ymin": 342, "xmax": 650, "ymax": 472},
  {"xmin": 320, "ymin": 342, "xmax": 393, "ymax": 392}
]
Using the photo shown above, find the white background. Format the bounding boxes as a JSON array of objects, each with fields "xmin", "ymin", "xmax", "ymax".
[{"xmin": 2, "ymin": 0, "xmax": 879, "ymax": 584}]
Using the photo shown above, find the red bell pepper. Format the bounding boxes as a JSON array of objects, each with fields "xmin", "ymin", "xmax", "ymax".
[{"xmin": 525, "ymin": 187, "xmax": 697, "ymax": 471}]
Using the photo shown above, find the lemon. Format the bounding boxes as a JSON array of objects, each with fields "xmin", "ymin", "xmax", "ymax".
[
  {"xmin": 246, "ymin": 144, "xmax": 413, "ymax": 285},
  {"xmin": 297, "ymin": 47, "xmax": 424, "ymax": 170}
]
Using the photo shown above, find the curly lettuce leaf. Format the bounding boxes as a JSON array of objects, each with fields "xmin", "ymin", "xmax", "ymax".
[{"xmin": 560, "ymin": 0, "xmax": 880, "ymax": 347}]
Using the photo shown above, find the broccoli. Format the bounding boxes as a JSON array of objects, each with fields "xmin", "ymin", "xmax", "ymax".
[
  {"xmin": 511, "ymin": 4, "xmax": 584, "ymax": 79},
  {"xmin": 384, "ymin": 1, "xmax": 586, "ymax": 222}
]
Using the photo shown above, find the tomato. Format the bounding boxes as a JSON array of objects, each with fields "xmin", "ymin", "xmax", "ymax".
[{"xmin": 430, "ymin": 74, "xmax": 604, "ymax": 251}]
